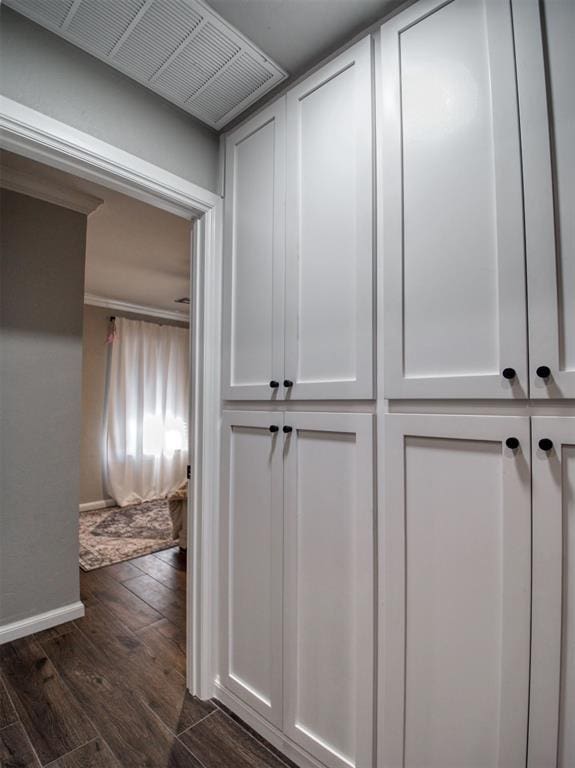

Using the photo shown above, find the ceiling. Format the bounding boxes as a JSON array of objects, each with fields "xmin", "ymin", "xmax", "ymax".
[
  {"xmin": 207, "ymin": 0, "xmax": 402, "ymax": 77},
  {"xmin": 4, "ymin": 0, "xmax": 287, "ymax": 129},
  {"xmin": 1, "ymin": 151, "xmax": 191, "ymax": 319},
  {"xmin": 5, "ymin": 0, "xmax": 402, "ymax": 131}
]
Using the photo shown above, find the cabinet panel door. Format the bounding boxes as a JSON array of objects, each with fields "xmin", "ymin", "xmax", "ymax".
[
  {"xmin": 530, "ymin": 417, "xmax": 575, "ymax": 767},
  {"xmin": 283, "ymin": 412, "xmax": 374, "ymax": 768},
  {"xmin": 285, "ymin": 38, "xmax": 373, "ymax": 400},
  {"xmin": 380, "ymin": 414, "xmax": 531, "ymax": 768},
  {"xmin": 514, "ymin": 0, "xmax": 575, "ymax": 398},
  {"xmin": 222, "ymin": 101, "xmax": 286, "ymax": 400},
  {"xmin": 381, "ymin": 0, "xmax": 527, "ymax": 398},
  {"xmin": 219, "ymin": 411, "xmax": 284, "ymax": 725}
]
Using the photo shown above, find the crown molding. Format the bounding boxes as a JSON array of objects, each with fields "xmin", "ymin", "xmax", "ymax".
[
  {"xmin": 0, "ymin": 164, "xmax": 103, "ymax": 214},
  {"xmin": 84, "ymin": 293, "xmax": 189, "ymax": 322}
]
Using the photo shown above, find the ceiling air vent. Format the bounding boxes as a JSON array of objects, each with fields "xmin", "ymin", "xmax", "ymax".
[{"xmin": 5, "ymin": 0, "xmax": 287, "ymax": 129}]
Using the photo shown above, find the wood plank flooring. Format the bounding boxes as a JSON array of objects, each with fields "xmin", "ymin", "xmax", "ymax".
[{"xmin": 0, "ymin": 548, "xmax": 292, "ymax": 768}]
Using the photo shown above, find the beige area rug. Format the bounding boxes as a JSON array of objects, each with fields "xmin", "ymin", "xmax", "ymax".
[{"xmin": 79, "ymin": 499, "xmax": 177, "ymax": 571}]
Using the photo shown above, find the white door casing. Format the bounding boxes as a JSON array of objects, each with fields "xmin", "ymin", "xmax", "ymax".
[
  {"xmin": 222, "ymin": 100, "xmax": 286, "ymax": 400},
  {"xmin": 219, "ymin": 410, "xmax": 284, "ymax": 726},
  {"xmin": 514, "ymin": 0, "xmax": 575, "ymax": 399},
  {"xmin": 381, "ymin": 0, "xmax": 528, "ymax": 399},
  {"xmin": 529, "ymin": 416, "xmax": 575, "ymax": 768},
  {"xmin": 285, "ymin": 38, "xmax": 374, "ymax": 400},
  {"xmin": 283, "ymin": 412, "xmax": 374, "ymax": 768},
  {"xmin": 380, "ymin": 413, "xmax": 531, "ymax": 768}
]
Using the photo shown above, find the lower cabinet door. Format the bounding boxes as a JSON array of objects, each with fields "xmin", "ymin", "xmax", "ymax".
[
  {"xmin": 219, "ymin": 410, "xmax": 284, "ymax": 726},
  {"xmin": 529, "ymin": 417, "xmax": 575, "ymax": 768},
  {"xmin": 380, "ymin": 414, "xmax": 531, "ymax": 768},
  {"xmin": 283, "ymin": 412, "xmax": 374, "ymax": 768}
]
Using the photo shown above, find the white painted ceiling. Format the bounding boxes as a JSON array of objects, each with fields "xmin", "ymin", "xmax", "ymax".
[{"xmin": 1, "ymin": 151, "xmax": 191, "ymax": 318}]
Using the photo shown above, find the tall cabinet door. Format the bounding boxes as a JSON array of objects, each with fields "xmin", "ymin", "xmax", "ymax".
[
  {"xmin": 380, "ymin": 414, "xmax": 531, "ymax": 768},
  {"xmin": 380, "ymin": 0, "xmax": 528, "ymax": 399},
  {"xmin": 514, "ymin": 0, "xmax": 575, "ymax": 398},
  {"xmin": 529, "ymin": 417, "xmax": 575, "ymax": 767},
  {"xmin": 222, "ymin": 101, "xmax": 286, "ymax": 400},
  {"xmin": 219, "ymin": 411, "xmax": 284, "ymax": 726},
  {"xmin": 285, "ymin": 38, "xmax": 374, "ymax": 400},
  {"xmin": 283, "ymin": 412, "xmax": 374, "ymax": 768}
]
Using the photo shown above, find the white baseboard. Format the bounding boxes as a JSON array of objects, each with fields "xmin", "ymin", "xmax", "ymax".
[
  {"xmin": 0, "ymin": 601, "xmax": 85, "ymax": 645},
  {"xmin": 79, "ymin": 498, "xmax": 115, "ymax": 512},
  {"xmin": 214, "ymin": 682, "xmax": 325, "ymax": 768}
]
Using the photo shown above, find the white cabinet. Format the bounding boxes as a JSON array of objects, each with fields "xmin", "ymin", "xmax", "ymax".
[
  {"xmin": 529, "ymin": 417, "xmax": 575, "ymax": 768},
  {"xmin": 380, "ymin": 0, "xmax": 528, "ymax": 399},
  {"xmin": 219, "ymin": 411, "xmax": 374, "ymax": 768},
  {"xmin": 222, "ymin": 101, "xmax": 286, "ymax": 400},
  {"xmin": 380, "ymin": 414, "xmax": 531, "ymax": 768},
  {"xmin": 283, "ymin": 412, "xmax": 374, "ymax": 768},
  {"xmin": 514, "ymin": 0, "xmax": 575, "ymax": 399},
  {"xmin": 285, "ymin": 38, "xmax": 373, "ymax": 399},
  {"xmin": 219, "ymin": 410, "xmax": 284, "ymax": 725},
  {"xmin": 223, "ymin": 38, "xmax": 374, "ymax": 401}
]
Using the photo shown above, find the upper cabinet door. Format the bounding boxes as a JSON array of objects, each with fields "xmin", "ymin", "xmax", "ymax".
[
  {"xmin": 513, "ymin": 0, "xmax": 575, "ymax": 399},
  {"xmin": 529, "ymin": 417, "xmax": 575, "ymax": 768},
  {"xmin": 222, "ymin": 100, "xmax": 286, "ymax": 400},
  {"xmin": 219, "ymin": 410, "xmax": 284, "ymax": 726},
  {"xmin": 285, "ymin": 38, "xmax": 374, "ymax": 400},
  {"xmin": 283, "ymin": 412, "xmax": 374, "ymax": 768},
  {"xmin": 381, "ymin": 414, "xmax": 531, "ymax": 768},
  {"xmin": 380, "ymin": 0, "xmax": 528, "ymax": 399}
]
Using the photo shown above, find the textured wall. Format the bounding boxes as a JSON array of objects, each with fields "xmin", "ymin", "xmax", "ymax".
[
  {"xmin": 0, "ymin": 190, "xmax": 86, "ymax": 627},
  {"xmin": 0, "ymin": 7, "xmax": 220, "ymax": 193}
]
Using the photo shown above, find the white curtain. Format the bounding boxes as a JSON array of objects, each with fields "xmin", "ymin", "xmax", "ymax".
[{"xmin": 105, "ymin": 317, "xmax": 189, "ymax": 506}]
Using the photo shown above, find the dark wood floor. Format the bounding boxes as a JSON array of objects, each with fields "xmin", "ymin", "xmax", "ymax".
[{"xmin": 0, "ymin": 548, "xmax": 291, "ymax": 768}]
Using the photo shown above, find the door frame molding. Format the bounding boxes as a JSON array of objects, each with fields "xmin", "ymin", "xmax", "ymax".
[{"xmin": 0, "ymin": 95, "xmax": 221, "ymax": 699}]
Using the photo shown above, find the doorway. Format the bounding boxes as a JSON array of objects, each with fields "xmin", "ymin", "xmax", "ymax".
[{"xmin": 0, "ymin": 99, "xmax": 222, "ymax": 697}]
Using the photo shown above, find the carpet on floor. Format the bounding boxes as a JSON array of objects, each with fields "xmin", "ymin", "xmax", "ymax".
[{"xmin": 79, "ymin": 498, "xmax": 177, "ymax": 571}]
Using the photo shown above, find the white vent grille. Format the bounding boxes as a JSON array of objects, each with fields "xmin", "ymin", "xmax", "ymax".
[{"xmin": 6, "ymin": 0, "xmax": 287, "ymax": 129}]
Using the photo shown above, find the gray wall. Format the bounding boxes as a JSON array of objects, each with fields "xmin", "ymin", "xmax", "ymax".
[
  {"xmin": 79, "ymin": 305, "xmax": 188, "ymax": 506},
  {"xmin": 0, "ymin": 189, "xmax": 87, "ymax": 628},
  {"xmin": 0, "ymin": 7, "xmax": 220, "ymax": 193}
]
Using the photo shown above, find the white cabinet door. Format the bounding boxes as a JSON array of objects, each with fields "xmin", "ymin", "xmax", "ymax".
[
  {"xmin": 285, "ymin": 38, "xmax": 374, "ymax": 400},
  {"xmin": 529, "ymin": 417, "xmax": 575, "ymax": 768},
  {"xmin": 380, "ymin": 414, "xmax": 531, "ymax": 768},
  {"xmin": 222, "ymin": 101, "xmax": 286, "ymax": 400},
  {"xmin": 514, "ymin": 0, "xmax": 575, "ymax": 399},
  {"xmin": 283, "ymin": 412, "xmax": 374, "ymax": 768},
  {"xmin": 380, "ymin": 0, "xmax": 527, "ymax": 399},
  {"xmin": 219, "ymin": 411, "xmax": 284, "ymax": 726}
]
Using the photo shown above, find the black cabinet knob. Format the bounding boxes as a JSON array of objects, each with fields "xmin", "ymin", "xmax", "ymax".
[
  {"xmin": 506, "ymin": 437, "xmax": 519, "ymax": 450},
  {"xmin": 538, "ymin": 438, "xmax": 553, "ymax": 451},
  {"xmin": 283, "ymin": 426, "xmax": 293, "ymax": 434},
  {"xmin": 536, "ymin": 366, "xmax": 551, "ymax": 379},
  {"xmin": 269, "ymin": 425, "xmax": 279, "ymax": 433},
  {"xmin": 269, "ymin": 380, "xmax": 279, "ymax": 388},
  {"xmin": 283, "ymin": 379, "xmax": 294, "ymax": 388},
  {"xmin": 502, "ymin": 368, "xmax": 516, "ymax": 380}
]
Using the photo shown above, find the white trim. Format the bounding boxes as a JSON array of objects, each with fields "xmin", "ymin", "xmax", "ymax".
[
  {"xmin": 0, "ymin": 602, "xmax": 85, "ymax": 646},
  {"xmin": 187, "ymin": 202, "xmax": 222, "ymax": 698},
  {"xmin": 84, "ymin": 294, "xmax": 189, "ymax": 323},
  {"xmin": 215, "ymin": 683, "xmax": 326, "ymax": 768},
  {"xmin": 0, "ymin": 98, "xmax": 221, "ymax": 698},
  {"xmin": 78, "ymin": 499, "xmax": 116, "ymax": 512},
  {"xmin": 0, "ymin": 96, "xmax": 219, "ymax": 219},
  {"xmin": 0, "ymin": 164, "xmax": 103, "ymax": 214}
]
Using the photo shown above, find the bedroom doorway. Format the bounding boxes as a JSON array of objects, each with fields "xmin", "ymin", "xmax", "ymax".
[{"xmin": 1, "ymin": 103, "xmax": 221, "ymax": 696}]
